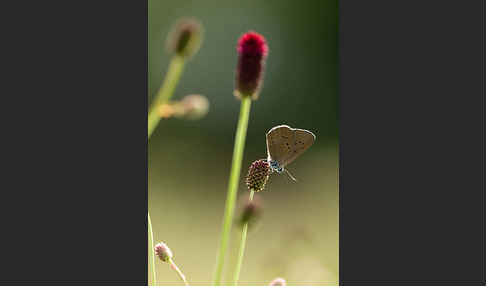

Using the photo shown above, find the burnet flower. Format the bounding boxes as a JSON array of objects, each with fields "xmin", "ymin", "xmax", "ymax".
[
  {"xmin": 234, "ymin": 31, "xmax": 269, "ymax": 100},
  {"xmin": 246, "ymin": 159, "xmax": 271, "ymax": 192}
]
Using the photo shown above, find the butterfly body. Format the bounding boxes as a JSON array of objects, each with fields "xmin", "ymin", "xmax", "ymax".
[
  {"xmin": 266, "ymin": 125, "xmax": 316, "ymax": 180},
  {"xmin": 268, "ymin": 159, "xmax": 284, "ymax": 174}
]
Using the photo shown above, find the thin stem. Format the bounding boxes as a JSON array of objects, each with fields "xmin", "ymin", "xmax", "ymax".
[
  {"xmin": 169, "ymin": 258, "xmax": 189, "ymax": 286},
  {"xmin": 212, "ymin": 96, "xmax": 252, "ymax": 286},
  {"xmin": 231, "ymin": 190, "xmax": 255, "ymax": 286},
  {"xmin": 147, "ymin": 55, "xmax": 187, "ymax": 286},
  {"xmin": 148, "ymin": 212, "xmax": 157, "ymax": 286},
  {"xmin": 148, "ymin": 55, "xmax": 186, "ymax": 138}
]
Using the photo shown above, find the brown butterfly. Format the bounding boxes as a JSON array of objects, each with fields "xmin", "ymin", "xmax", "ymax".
[{"xmin": 266, "ymin": 125, "xmax": 316, "ymax": 181}]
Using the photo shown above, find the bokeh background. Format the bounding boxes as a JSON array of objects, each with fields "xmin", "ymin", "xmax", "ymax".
[{"xmin": 149, "ymin": 1, "xmax": 338, "ymax": 285}]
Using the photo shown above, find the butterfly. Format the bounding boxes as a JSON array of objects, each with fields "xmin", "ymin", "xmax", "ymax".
[{"xmin": 266, "ymin": 125, "xmax": 316, "ymax": 181}]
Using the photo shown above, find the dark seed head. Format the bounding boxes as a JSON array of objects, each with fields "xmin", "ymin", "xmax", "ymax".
[{"xmin": 246, "ymin": 159, "xmax": 271, "ymax": 192}]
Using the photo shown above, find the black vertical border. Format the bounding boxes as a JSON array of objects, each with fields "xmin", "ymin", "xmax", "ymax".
[
  {"xmin": 340, "ymin": 0, "xmax": 414, "ymax": 283},
  {"xmin": 5, "ymin": 0, "xmax": 149, "ymax": 284},
  {"xmin": 340, "ymin": 0, "xmax": 486, "ymax": 285}
]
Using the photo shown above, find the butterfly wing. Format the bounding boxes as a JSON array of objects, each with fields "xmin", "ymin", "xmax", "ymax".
[
  {"xmin": 266, "ymin": 125, "xmax": 315, "ymax": 167},
  {"xmin": 280, "ymin": 128, "xmax": 316, "ymax": 167},
  {"xmin": 266, "ymin": 125, "xmax": 294, "ymax": 163}
]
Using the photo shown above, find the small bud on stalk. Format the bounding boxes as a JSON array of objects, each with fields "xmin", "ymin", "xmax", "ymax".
[
  {"xmin": 238, "ymin": 194, "xmax": 263, "ymax": 228},
  {"xmin": 154, "ymin": 241, "xmax": 189, "ymax": 286},
  {"xmin": 235, "ymin": 31, "xmax": 268, "ymax": 100},
  {"xmin": 167, "ymin": 18, "xmax": 203, "ymax": 59},
  {"xmin": 268, "ymin": 278, "xmax": 287, "ymax": 286},
  {"xmin": 246, "ymin": 159, "xmax": 271, "ymax": 192},
  {"xmin": 154, "ymin": 241, "xmax": 173, "ymax": 262}
]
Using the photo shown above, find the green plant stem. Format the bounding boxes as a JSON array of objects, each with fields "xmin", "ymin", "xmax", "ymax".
[
  {"xmin": 169, "ymin": 258, "xmax": 189, "ymax": 286},
  {"xmin": 148, "ymin": 212, "xmax": 157, "ymax": 286},
  {"xmin": 147, "ymin": 55, "xmax": 187, "ymax": 286},
  {"xmin": 231, "ymin": 190, "xmax": 255, "ymax": 286},
  {"xmin": 147, "ymin": 57, "xmax": 185, "ymax": 284},
  {"xmin": 212, "ymin": 96, "xmax": 252, "ymax": 286},
  {"xmin": 148, "ymin": 55, "xmax": 186, "ymax": 138}
]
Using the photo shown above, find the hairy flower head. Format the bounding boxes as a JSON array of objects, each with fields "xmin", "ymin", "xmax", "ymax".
[{"xmin": 234, "ymin": 31, "xmax": 268, "ymax": 100}]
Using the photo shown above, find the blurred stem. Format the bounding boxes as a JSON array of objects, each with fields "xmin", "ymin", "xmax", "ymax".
[
  {"xmin": 169, "ymin": 258, "xmax": 189, "ymax": 286},
  {"xmin": 147, "ymin": 59, "xmax": 185, "ymax": 280},
  {"xmin": 231, "ymin": 190, "xmax": 255, "ymax": 286},
  {"xmin": 212, "ymin": 96, "xmax": 252, "ymax": 286},
  {"xmin": 148, "ymin": 212, "xmax": 157, "ymax": 286},
  {"xmin": 148, "ymin": 55, "xmax": 186, "ymax": 138}
]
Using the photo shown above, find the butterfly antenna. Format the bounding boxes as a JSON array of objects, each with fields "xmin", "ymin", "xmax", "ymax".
[{"xmin": 284, "ymin": 168, "xmax": 298, "ymax": 182}]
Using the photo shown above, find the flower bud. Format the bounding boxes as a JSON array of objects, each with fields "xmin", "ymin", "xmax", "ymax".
[
  {"xmin": 246, "ymin": 159, "xmax": 270, "ymax": 192},
  {"xmin": 268, "ymin": 278, "xmax": 286, "ymax": 286},
  {"xmin": 179, "ymin": 94, "xmax": 209, "ymax": 120},
  {"xmin": 154, "ymin": 242, "xmax": 173, "ymax": 263},
  {"xmin": 234, "ymin": 31, "xmax": 268, "ymax": 100},
  {"xmin": 166, "ymin": 18, "xmax": 203, "ymax": 59},
  {"xmin": 238, "ymin": 194, "xmax": 263, "ymax": 227},
  {"xmin": 158, "ymin": 95, "xmax": 209, "ymax": 120}
]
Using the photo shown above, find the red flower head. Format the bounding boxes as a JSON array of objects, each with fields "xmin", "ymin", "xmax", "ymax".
[{"xmin": 235, "ymin": 31, "xmax": 268, "ymax": 100}]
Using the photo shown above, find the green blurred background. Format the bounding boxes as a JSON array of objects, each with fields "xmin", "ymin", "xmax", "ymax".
[{"xmin": 149, "ymin": 0, "xmax": 338, "ymax": 285}]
